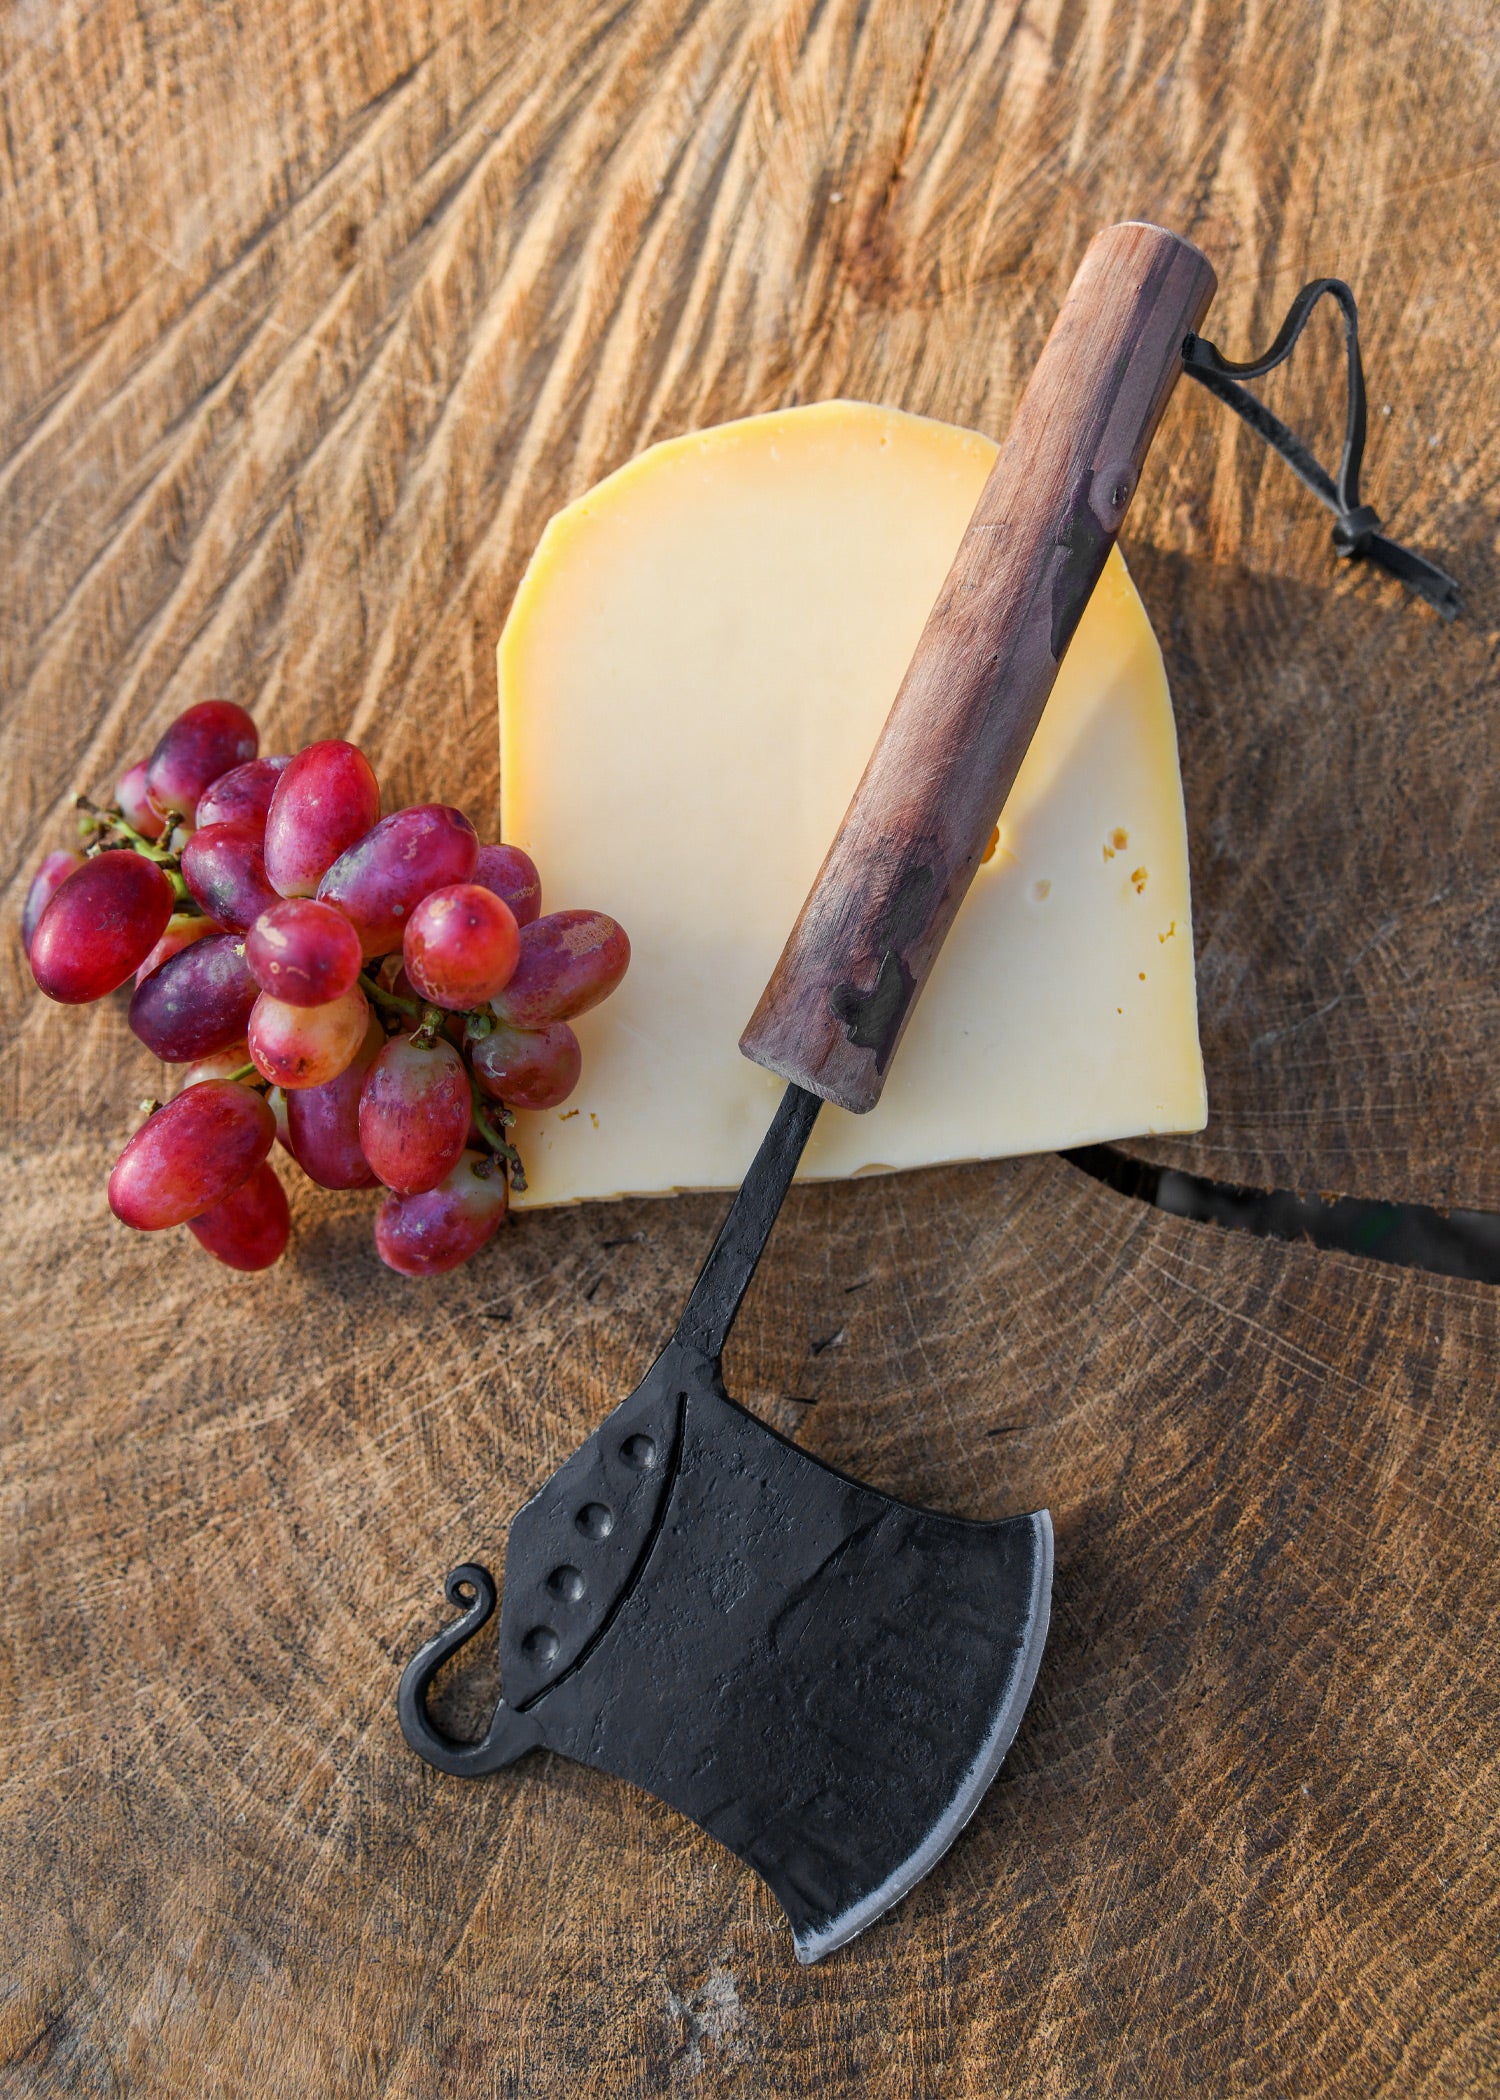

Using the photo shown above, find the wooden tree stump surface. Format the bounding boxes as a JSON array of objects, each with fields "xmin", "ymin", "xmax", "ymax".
[{"xmin": 2, "ymin": 2, "xmax": 1497, "ymax": 2093}]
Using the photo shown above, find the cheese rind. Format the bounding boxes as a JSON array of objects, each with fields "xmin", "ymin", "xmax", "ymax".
[{"xmin": 498, "ymin": 400, "xmax": 1205, "ymax": 1208}]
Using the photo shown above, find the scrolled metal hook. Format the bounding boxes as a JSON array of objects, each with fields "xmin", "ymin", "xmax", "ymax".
[{"xmin": 397, "ymin": 1562, "xmax": 543, "ymax": 1777}]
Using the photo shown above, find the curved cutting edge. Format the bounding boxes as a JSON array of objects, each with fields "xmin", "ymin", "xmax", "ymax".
[
  {"xmin": 792, "ymin": 1507, "xmax": 1053, "ymax": 1965},
  {"xmin": 506, "ymin": 1382, "xmax": 1058, "ymax": 1963},
  {"xmin": 405, "ymin": 1360, "xmax": 1059, "ymax": 1964}
]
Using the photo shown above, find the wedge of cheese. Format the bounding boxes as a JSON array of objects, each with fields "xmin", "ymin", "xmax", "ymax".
[{"xmin": 498, "ymin": 400, "xmax": 1205, "ymax": 1207}]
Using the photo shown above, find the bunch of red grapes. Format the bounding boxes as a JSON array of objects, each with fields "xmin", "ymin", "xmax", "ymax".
[{"xmin": 22, "ymin": 702, "xmax": 628, "ymax": 1276}]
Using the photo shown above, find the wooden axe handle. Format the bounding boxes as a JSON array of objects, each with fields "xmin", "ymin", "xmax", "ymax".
[{"xmin": 739, "ymin": 221, "xmax": 1216, "ymax": 1113}]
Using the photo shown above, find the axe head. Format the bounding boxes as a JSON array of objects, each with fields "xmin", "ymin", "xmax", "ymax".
[{"xmin": 400, "ymin": 1337, "xmax": 1052, "ymax": 1962}]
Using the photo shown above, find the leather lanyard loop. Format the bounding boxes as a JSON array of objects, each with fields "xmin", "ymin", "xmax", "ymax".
[{"xmin": 1182, "ymin": 280, "xmax": 1460, "ymax": 619}]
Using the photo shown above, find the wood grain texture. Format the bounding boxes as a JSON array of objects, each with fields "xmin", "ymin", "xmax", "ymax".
[
  {"xmin": 1, "ymin": 1151, "xmax": 1497, "ymax": 2095},
  {"xmin": 3, "ymin": 0, "xmax": 1500, "ymax": 2092},
  {"xmin": 742, "ymin": 222, "xmax": 1215, "ymax": 1112},
  {"xmin": 3, "ymin": 0, "xmax": 1496, "ymax": 1201}
]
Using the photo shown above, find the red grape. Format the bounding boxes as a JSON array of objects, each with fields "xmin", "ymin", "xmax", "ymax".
[
  {"xmin": 180, "ymin": 821, "xmax": 280, "ymax": 933},
  {"xmin": 195, "ymin": 756, "xmax": 289, "ymax": 832},
  {"xmin": 284, "ymin": 1017, "xmax": 382, "ymax": 1189},
  {"xmin": 245, "ymin": 898, "xmax": 362, "ymax": 1006},
  {"xmin": 489, "ymin": 911, "xmax": 629, "ymax": 1027},
  {"xmin": 316, "ymin": 805, "xmax": 478, "ymax": 958},
  {"xmin": 30, "ymin": 852, "xmax": 175, "ymax": 1003},
  {"xmin": 403, "ymin": 884, "xmax": 519, "ymax": 1010},
  {"xmin": 247, "ymin": 984, "xmax": 369, "ymax": 1089},
  {"xmin": 176, "ymin": 1041, "xmax": 251, "ymax": 1089},
  {"xmin": 470, "ymin": 1020, "xmax": 581, "ymax": 1110},
  {"xmin": 108, "ymin": 1080, "xmax": 275, "ymax": 1229},
  {"xmin": 145, "ymin": 702, "xmax": 258, "ymax": 820},
  {"xmin": 264, "ymin": 741, "xmax": 381, "ymax": 897},
  {"xmin": 21, "ymin": 851, "xmax": 85, "ymax": 953},
  {"xmin": 374, "ymin": 1151, "xmax": 508, "ymax": 1276},
  {"xmin": 116, "ymin": 761, "xmax": 167, "ymax": 841},
  {"xmin": 358, "ymin": 1034, "xmax": 470, "ymax": 1193},
  {"xmin": 472, "ymin": 843, "xmax": 541, "ymax": 928},
  {"xmin": 129, "ymin": 931, "xmax": 259, "ymax": 1060},
  {"xmin": 135, "ymin": 911, "xmax": 219, "ymax": 987},
  {"xmin": 187, "ymin": 1160, "xmax": 290, "ymax": 1270}
]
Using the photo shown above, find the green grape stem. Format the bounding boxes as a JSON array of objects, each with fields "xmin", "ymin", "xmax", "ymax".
[
  {"xmin": 359, "ymin": 970, "xmax": 423, "ymax": 1023},
  {"xmin": 467, "ymin": 1068, "xmax": 527, "ymax": 1193},
  {"xmin": 74, "ymin": 794, "xmax": 194, "ymax": 905},
  {"xmin": 75, "ymin": 794, "xmax": 176, "ymax": 863}
]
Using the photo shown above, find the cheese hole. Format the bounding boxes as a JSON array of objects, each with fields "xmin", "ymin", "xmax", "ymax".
[
  {"xmin": 1130, "ymin": 866, "xmax": 1148, "ymax": 893},
  {"xmin": 980, "ymin": 825, "xmax": 1001, "ymax": 866},
  {"xmin": 1031, "ymin": 879, "xmax": 1051, "ymax": 903}
]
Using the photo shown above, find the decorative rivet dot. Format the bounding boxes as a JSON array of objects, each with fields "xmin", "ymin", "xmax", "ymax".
[
  {"xmin": 619, "ymin": 1434, "xmax": 657, "ymax": 1471},
  {"xmin": 575, "ymin": 1502, "xmax": 614, "ymax": 1540},
  {"xmin": 547, "ymin": 1564, "xmax": 586, "ymax": 1602},
  {"xmin": 521, "ymin": 1625, "xmax": 559, "ymax": 1663}
]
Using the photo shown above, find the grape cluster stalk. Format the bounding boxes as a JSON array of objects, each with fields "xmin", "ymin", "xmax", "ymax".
[{"xmin": 22, "ymin": 703, "xmax": 629, "ymax": 1277}]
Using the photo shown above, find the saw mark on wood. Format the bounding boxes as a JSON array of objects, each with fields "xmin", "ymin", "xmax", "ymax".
[{"xmin": 847, "ymin": 0, "xmax": 949, "ymax": 305}]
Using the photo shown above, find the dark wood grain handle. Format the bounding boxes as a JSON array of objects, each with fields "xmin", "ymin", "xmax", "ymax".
[{"xmin": 740, "ymin": 221, "xmax": 1216, "ymax": 1112}]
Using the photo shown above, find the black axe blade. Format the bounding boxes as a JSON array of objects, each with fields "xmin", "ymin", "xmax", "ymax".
[{"xmin": 398, "ymin": 1085, "xmax": 1052, "ymax": 1962}]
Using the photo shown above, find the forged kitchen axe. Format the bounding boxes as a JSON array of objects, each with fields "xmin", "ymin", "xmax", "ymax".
[{"xmin": 399, "ymin": 222, "xmax": 1217, "ymax": 1961}]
